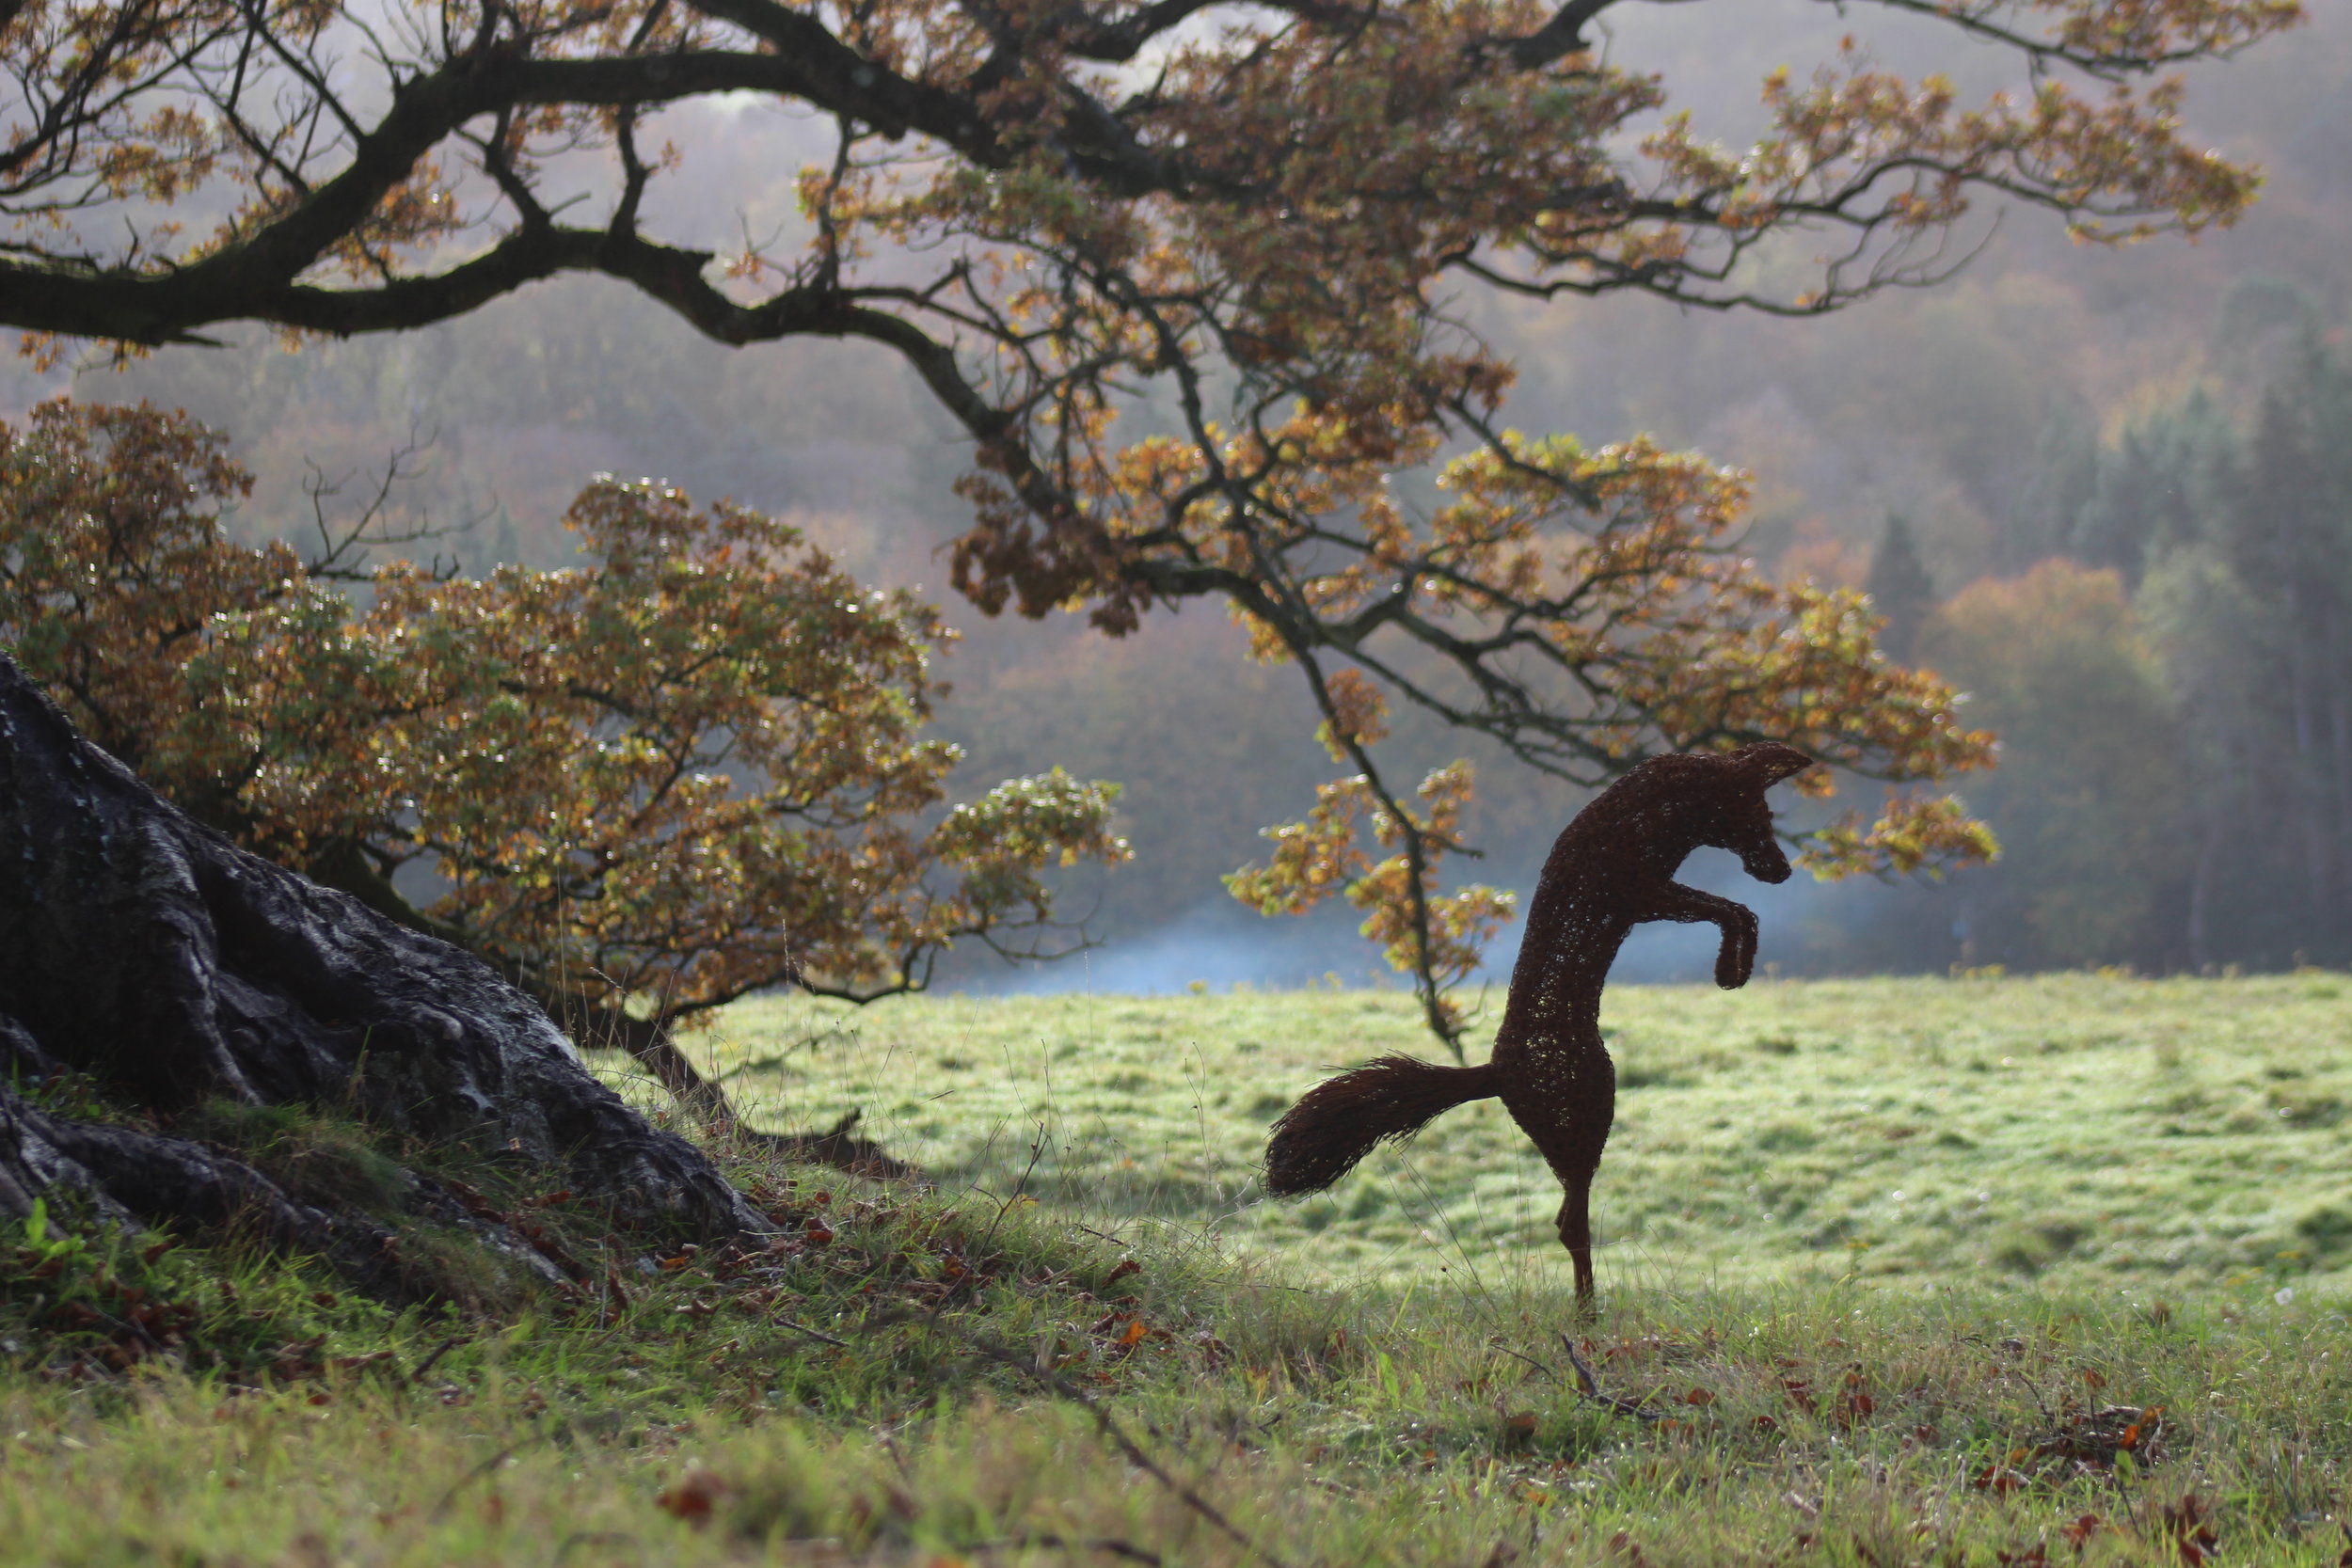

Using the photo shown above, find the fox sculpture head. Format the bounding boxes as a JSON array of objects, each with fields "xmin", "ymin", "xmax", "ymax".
[{"xmin": 1573, "ymin": 740, "xmax": 1815, "ymax": 886}]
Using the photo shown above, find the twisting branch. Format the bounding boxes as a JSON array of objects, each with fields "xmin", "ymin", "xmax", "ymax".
[{"xmin": 0, "ymin": 0, "xmax": 2289, "ymax": 1043}]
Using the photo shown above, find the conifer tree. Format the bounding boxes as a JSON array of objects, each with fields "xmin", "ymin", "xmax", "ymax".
[{"xmin": 1866, "ymin": 515, "xmax": 1937, "ymax": 664}]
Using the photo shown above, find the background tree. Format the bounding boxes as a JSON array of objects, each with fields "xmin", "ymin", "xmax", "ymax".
[
  {"xmin": 1901, "ymin": 285, "xmax": 2352, "ymax": 974},
  {"xmin": 0, "ymin": 399, "xmax": 1128, "ymax": 1117},
  {"xmin": 0, "ymin": 0, "xmax": 2305, "ymax": 1041},
  {"xmin": 1865, "ymin": 515, "xmax": 1936, "ymax": 664},
  {"xmin": 1916, "ymin": 562, "xmax": 2187, "ymax": 969}
]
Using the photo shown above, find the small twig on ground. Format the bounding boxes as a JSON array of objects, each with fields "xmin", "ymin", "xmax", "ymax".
[
  {"xmin": 974, "ymin": 1537, "xmax": 1165, "ymax": 1565},
  {"xmin": 803, "ymin": 1304, "xmax": 1274, "ymax": 1568},
  {"xmin": 777, "ymin": 1318, "xmax": 851, "ymax": 1349},
  {"xmin": 982, "ymin": 1124, "xmax": 1050, "ymax": 1252},
  {"xmin": 553, "ymin": 1531, "xmax": 641, "ymax": 1561},
  {"xmin": 431, "ymin": 1434, "xmax": 545, "ymax": 1517},
  {"xmin": 970, "ymin": 1337, "xmax": 1289, "ymax": 1568},
  {"xmin": 1491, "ymin": 1342, "xmax": 1560, "ymax": 1384},
  {"xmin": 1561, "ymin": 1335, "xmax": 1662, "ymax": 1423},
  {"xmin": 405, "ymin": 1334, "xmax": 469, "ymax": 1388}
]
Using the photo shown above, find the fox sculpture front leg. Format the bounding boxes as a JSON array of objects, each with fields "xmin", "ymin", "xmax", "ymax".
[{"xmin": 1648, "ymin": 883, "xmax": 1763, "ymax": 989}]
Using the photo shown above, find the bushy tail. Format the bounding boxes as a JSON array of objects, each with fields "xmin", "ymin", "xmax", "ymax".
[{"xmin": 1263, "ymin": 1056, "xmax": 1501, "ymax": 1196}]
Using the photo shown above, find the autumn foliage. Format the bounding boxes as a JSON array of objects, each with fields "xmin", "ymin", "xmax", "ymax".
[
  {"xmin": 0, "ymin": 0, "xmax": 2307, "ymax": 1037},
  {"xmin": 1216, "ymin": 427, "xmax": 1997, "ymax": 1040},
  {"xmin": 0, "ymin": 400, "xmax": 1128, "ymax": 1055}
]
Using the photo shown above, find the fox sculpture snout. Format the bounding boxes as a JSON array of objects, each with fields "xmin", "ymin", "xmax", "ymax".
[{"xmin": 1263, "ymin": 740, "xmax": 1815, "ymax": 1309}]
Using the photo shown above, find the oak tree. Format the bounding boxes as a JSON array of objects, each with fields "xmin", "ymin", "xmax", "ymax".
[{"xmin": 0, "ymin": 0, "xmax": 2302, "ymax": 1044}]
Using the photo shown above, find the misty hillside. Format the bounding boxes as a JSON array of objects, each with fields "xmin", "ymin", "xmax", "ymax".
[{"xmin": 6, "ymin": 0, "xmax": 2348, "ymax": 991}]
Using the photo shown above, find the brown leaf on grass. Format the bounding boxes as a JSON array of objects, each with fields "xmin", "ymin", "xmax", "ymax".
[
  {"xmin": 1501, "ymin": 1411, "xmax": 1538, "ymax": 1449},
  {"xmin": 803, "ymin": 1218, "xmax": 835, "ymax": 1248},
  {"xmin": 1605, "ymin": 1530, "xmax": 1647, "ymax": 1565},
  {"xmin": 2060, "ymin": 1513, "xmax": 2104, "ymax": 1551},
  {"xmin": 1974, "ymin": 1465, "xmax": 2027, "ymax": 1497},
  {"xmin": 2159, "ymin": 1494, "xmax": 2219, "ymax": 1564},
  {"xmin": 1994, "ymin": 1546, "xmax": 2048, "ymax": 1567},
  {"xmin": 1105, "ymin": 1258, "xmax": 1142, "ymax": 1283},
  {"xmin": 1681, "ymin": 1386, "xmax": 1714, "ymax": 1406},
  {"xmin": 1833, "ymin": 1389, "xmax": 1876, "ymax": 1429},
  {"xmin": 657, "ymin": 1470, "xmax": 726, "ymax": 1527},
  {"xmin": 1117, "ymin": 1318, "xmax": 1150, "ymax": 1349},
  {"xmin": 2033, "ymin": 1404, "xmax": 2165, "ymax": 1474}
]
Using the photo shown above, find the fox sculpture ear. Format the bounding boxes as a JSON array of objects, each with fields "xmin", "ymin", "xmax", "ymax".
[{"xmin": 1728, "ymin": 741, "xmax": 1815, "ymax": 787}]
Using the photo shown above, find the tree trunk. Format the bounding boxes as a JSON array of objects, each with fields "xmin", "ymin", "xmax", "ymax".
[
  {"xmin": 302, "ymin": 836, "xmax": 914, "ymax": 1180},
  {"xmin": 0, "ymin": 654, "xmax": 769, "ymax": 1274}
]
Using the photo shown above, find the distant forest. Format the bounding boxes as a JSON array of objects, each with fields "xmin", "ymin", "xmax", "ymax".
[
  {"xmin": 6, "ymin": 3, "xmax": 2348, "ymax": 987},
  {"xmin": 1851, "ymin": 286, "xmax": 2352, "ymax": 975}
]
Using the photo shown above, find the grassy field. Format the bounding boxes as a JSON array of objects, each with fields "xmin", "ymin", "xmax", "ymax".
[
  {"xmin": 676, "ymin": 973, "xmax": 2352, "ymax": 1302},
  {"xmin": 8, "ymin": 974, "xmax": 2352, "ymax": 1566}
]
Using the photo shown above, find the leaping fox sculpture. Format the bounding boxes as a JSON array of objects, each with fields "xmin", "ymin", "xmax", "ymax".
[{"xmin": 1263, "ymin": 741, "xmax": 1817, "ymax": 1309}]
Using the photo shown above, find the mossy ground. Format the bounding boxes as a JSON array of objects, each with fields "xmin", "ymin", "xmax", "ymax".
[{"xmin": 5, "ymin": 975, "xmax": 2352, "ymax": 1566}]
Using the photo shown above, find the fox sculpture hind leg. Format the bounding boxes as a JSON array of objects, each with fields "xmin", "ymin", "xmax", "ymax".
[{"xmin": 1495, "ymin": 1037, "xmax": 1615, "ymax": 1311}]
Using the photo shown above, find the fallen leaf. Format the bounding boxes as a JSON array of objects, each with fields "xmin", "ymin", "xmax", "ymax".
[
  {"xmin": 1974, "ymin": 1465, "xmax": 2026, "ymax": 1497},
  {"xmin": 2160, "ymin": 1494, "xmax": 2220, "ymax": 1565},
  {"xmin": 657, "ymin": 1470, "xmax": 726, "ymax": 1527}
]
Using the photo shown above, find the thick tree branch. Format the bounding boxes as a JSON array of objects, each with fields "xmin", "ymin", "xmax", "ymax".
[{"xmin": 1506, "ymin": 0, "xmax": 1619, "ymax": 69}]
